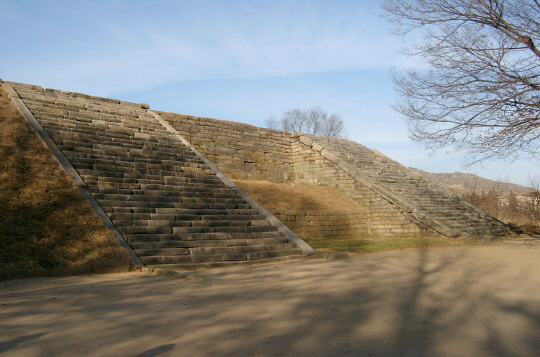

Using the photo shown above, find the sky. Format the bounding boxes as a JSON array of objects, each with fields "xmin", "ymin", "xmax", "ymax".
[{"xmin": 1, "ymin": 0, "xmax": 537, "ymax": 187}]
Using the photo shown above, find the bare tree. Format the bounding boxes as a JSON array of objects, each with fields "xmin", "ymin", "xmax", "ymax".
[
  {"xmin": 381, "ymin": 0, "xmax": 540, "ymax": 164},
  {"xmin": 525, "ymin": 173, "xmax": 540, "ymax": 227},
  {"xmin": 281, "ymin": 109, "xmax": 310, "ymax": 133},
  {"xmin": 266, "ymin": 106, "xmax": 346, "ymax": 138},
  {"xmin": 264, "ymin": 114, "xmax": 281, "ymax": 130}
]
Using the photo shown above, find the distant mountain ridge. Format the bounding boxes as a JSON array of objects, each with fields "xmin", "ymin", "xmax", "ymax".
[{"xmin": 409, "ymin": 168, "xmax": 531, "ymax": 195}]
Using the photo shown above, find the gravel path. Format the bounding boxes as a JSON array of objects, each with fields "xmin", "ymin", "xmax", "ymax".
[{"xmin": 2, "ymin": 240, "xmax": 540, "ymax": 357}]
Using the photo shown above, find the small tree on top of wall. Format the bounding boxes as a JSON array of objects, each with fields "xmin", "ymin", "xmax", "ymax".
[{"xmin": 265, "ymin": 106, "xmax": 347, "ymax": 138}]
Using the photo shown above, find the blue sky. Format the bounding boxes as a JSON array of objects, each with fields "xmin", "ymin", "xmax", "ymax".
[{"xmin": 1, "ymin": 0, "xmax": 536, "ymax": 186}]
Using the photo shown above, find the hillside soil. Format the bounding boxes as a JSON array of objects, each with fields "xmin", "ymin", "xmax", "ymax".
[
  {"xmin": 0, "ymin": 86, "xmax": 131, "ymax": 273},
  {"xmin": 233, "ymin": 179, "xmax": 365, "ymax": 211}
]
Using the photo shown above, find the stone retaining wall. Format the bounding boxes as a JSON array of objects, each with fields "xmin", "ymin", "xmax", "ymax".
[{"xmin": 268, "ymin": 209, "xmax": 369, "ymax": 238}]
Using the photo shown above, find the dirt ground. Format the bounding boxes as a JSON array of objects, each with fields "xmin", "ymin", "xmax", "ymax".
[{"xmin": 2, "ymin": 240, "xmax": 540, "ymax": 357}]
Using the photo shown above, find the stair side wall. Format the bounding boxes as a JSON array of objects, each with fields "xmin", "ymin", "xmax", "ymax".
[
  {"xmin": 268, "ymin": 209, "xmax": 369, "ymax": 238},
  {"xmin": 290, "ymin": 140, "xmax": 438, "ymax": 237}
]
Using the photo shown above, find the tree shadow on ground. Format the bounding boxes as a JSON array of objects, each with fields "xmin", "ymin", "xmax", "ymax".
[
  {"xmin": 0, "ymin": 333, "xmax": 47, "ymax": 354},
  {"xmin": 2, "ymin": 245, "xmax": 540, "ymax": 356}
]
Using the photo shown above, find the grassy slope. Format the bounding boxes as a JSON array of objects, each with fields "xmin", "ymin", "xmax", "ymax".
[{"xmin": 0, "ymin": 86, "xmax": 131, "ymax": 272}]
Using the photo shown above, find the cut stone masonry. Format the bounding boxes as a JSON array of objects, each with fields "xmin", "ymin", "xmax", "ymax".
[
  {"xmin": 3, "ymin": 80, "xmax": 516, "ymax": 275},
  {"xmin": 160, "ymin": 112, "xmax": 515, "ymax": 241},
  {"xmin": 268, "ymin": 209, "xmax": 369, "ymax": 238},
  {"xmin": 296, "ymin": 134, "xmax": 515, "ymax": 240},
  {"xmin": 3, "ymin": 81, "xmax": 313, "ymax": 271}
]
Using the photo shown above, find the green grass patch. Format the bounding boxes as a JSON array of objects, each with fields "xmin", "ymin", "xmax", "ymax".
[{"xmin": 303, "ymin": 235, "xmax": 471, "ymax": 254}]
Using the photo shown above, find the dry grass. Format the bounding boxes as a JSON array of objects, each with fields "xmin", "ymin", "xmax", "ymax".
[
  {"xmin": 233, "ymin": 179, "xmax": 365, "ymax": 211},
  {"xmin": 303, "ymin": 235, "xmax": 471, "ymax": 254},
  {"xmin": 0, "ymin": 86, "xmax": 131, "ymax": 272}
]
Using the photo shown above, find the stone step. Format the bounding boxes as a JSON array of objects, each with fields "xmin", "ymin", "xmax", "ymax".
[
  {"xmin": 80, "ymin": 170, "xmax": 218, "ymax": 183},
  {"xmin": 43, "ymin": 121, "xmax": 158, "ymax": 140},
  {"xmin": 56, "ymin": 133, "xmax": 183, "ymax": 150},
  {"xmin": 109, "ymin": 212, "xmax": 266, "ymax": 222},
  {"xmin": 57, "ymin": 139, "xmax": 195, "ymax": 159},
  {"xmin": 97, "ymin": 196, "xmax": 247, "ymax": 207},
  {"xmin": 66, "ymin": 155, "xmax": 199, "ymax": 168},
  {"xmin": 82, "ymin": 172, "xmax": 220, "ymax": 185},
  {"xmin": 39, "ymin": 111, "xmax": 161, "ymax": 129},
  {"xmin": 74, "ymin": 165, "xmax": 213, "ymax": 180},
  {"xmin": 92, "ymin": 188, "xmax": 233, "ymax": 200},
  {"xmin": 36, "ymin": 116, "xmax": 168, "ymax": 136},
  {"xmin": 134, "ymin": 243, "xmax": 298, "ymax": 257},
  {"xmin": 99, "ymin": 201, "xmax": 251, "ymax": 210},
  {"xmin": 139, "ymin": 248, "xmax": 303, "ymax": 265},
  {"xmin": 36, "ymin": 117, "xmax": 177, "ymax": 140},
  {"xmin": 58, "ymin": 141, "xmax": 195, "ymax": 158},
  {"xmin": 89, "ymin": 184, "xmax": 225, "ymax": 195},
  {"xmin": 24, "ymin": 98, "xmax": 131, "ymax": 113},
  {"xmin": 64, "ymin": 150, "xmax": 197, "ymax": 162},
  {"xmin": 128, "ymin": 236, "xmax": 289, "ymax": 249},
  {"xmin": 144, "ymin": 255, "xmax": 307, "ymax": 271},
  {"xmin": 29, "ymin": 104, "xmax": 164, "ymax": 125},
  {"xmin": 51, "ymin": 132, "xmax": 151, "ymax": 145},
  {"xmin": 49, "ymin": 129, "xmax": 192, "ymax": 153},
  {"xmin": 80, "ymin": 175, "xmax": 212, "ymax": 186},
  {"xmin": 74, "ymin": 164, "xmax": 209, "ymax": 179},
  {"xmin": 104, "ymin": 207, "xmax": 260, "ymax": 216},
  {"xmin": 60, "ymin": 146, "xmax": 198, "ymax": 164},
  {"xmin": 91, "ymin": 186, "xmax": 226, "ymax": 195},
  {"xmin": 69, "ymin": 158, "xmax": 207, "ymax": 172},
  {"xmin": 113, "ymin": 218, "xmax": 270, "ymax": 228},
  {"xmin": 121, "ymin": 224, "xmax": 279, "ymax": 236},
  {"xmin": 86, "ymin": 179, "xmax": 223, "ymax": 190},
  {"xmin": 127, "ymin": 231, "xmax": 284, "ymax": 243},
  {"xmin": 92, "ymin": 188, "xmax": 237, "ymax": 199},
  {"xmin": 80, "ymin": 165, "xmax": 190, "ymax": 178},
  {"xmin": 37, "ymin": 114, "xmax": 162, "ymax": 129}
]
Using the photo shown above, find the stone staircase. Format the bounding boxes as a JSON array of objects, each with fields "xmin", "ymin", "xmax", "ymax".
[
  {"xmin": 302, "ymin": 135, "xmax": 515, "ymax": 240},
  {"xmin": 6, "ymin": 82, "xmax": 309, "ymax": 270}
]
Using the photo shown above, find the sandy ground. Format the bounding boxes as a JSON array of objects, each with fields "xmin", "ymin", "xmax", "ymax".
[{"xmin": 2, "ymin": 240, "xmax": 540, "ymax": 357}]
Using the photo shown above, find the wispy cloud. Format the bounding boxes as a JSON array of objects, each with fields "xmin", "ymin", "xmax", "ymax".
[
  {"xmin": 3, "ymin": 0, "xmax": 531, "ymax": 185},
  {"xmin": 1, "ymin": 1, "xmax": 408, "ymax": 95}
]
